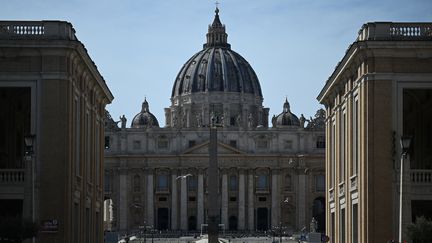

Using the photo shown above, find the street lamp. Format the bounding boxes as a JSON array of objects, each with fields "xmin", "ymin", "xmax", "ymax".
[
  {"xmin": 24, "ymin": 134, "xmax": 36, "ymax": 243},
  {"xmin": 399, "ymin": 135, "xmax": 412, "ymax": 243},
  {"xmin": 24, "ymin": 134, "xmax": 35, "ymax": 159}
]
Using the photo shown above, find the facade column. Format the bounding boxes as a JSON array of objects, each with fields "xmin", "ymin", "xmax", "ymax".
[
  {"xmin": 298, "ymin": 171, "xmax": 306, "ymax": 229},
  {"xmin": 118, "ymin": 168, "xmax": 128, "ymax": 231},
  {"xmin": 238, "ymin": 169, "xmax": 246, "ymax": 230},
  {"xmin": 197, "ymin": 170, "xmax": 204, "ymax": 229},
  {"xmin": 180, "ymin": 170, "xmax": 188, "ymax": 230},
  {"xmin": 171, "ymin": 170, "xmax": 178, "ymax": 230},
  {"xmin": 146, "ymin": 170, "xmax": 154, "ymax": 227},
  {"xmin": 247, "ymin": 169, "xmax": 255, "ymax": 231},
  {"xmin": 271, "ymin": 169, "xmax": 280, "ymax": 227},
  {"xmin": 221, "ymin": 170, "xmax": 228, "ymax": 228}
]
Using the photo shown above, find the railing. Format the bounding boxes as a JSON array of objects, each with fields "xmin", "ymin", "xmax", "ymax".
[
  {"xmin": 0, "ymin": 169, "xmax": 25, "ymax": 183},
  {"xmin": 411, "ymin": 170, "xmax": 432, "ymax": 184},
  {"xmin": 358, "ymin": 22, "xmax": 432, "ymax": 41},
  {"xmin": 0, "ymin": 21, "xmax": 76, "ymax": 40}
]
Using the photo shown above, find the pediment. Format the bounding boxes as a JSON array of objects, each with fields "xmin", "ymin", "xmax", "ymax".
[{"xmin": 182, "ymin": 141, "xmax": 245, "ymax": 155}]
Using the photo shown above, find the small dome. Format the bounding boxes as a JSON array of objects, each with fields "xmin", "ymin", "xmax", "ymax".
[
  {"xmin": 272, "ymin": 99, "xmax": 300, "ymax": 127},
  {"xmin": 131, "ymin": 99, "xmax": 159, "ymax": 128}
]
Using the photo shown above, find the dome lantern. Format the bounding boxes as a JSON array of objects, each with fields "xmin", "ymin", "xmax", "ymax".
[{"xmin": 204, "ymin": 7, "xmax": 231, "ymax": 49}]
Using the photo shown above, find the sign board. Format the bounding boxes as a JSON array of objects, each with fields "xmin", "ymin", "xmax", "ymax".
[{"xmin": 40, "ymin": 219, "xmax": 59, "ymax": 233}]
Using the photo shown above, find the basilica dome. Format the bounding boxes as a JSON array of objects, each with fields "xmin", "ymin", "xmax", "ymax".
[
  {"xmin": 131, "ymin": 99, "xmax": 159, "ymax": 128},
  {"xmin": 166, "ymin": 8, "xmax": 269, "ymax": 129},
  {"xmin": 171, "ymin": 8, "xmax": 262, "ymax": 98}
]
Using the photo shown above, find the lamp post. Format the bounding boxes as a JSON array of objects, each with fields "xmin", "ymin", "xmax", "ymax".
[
  {"xmin": 399, "ymin": 135, "xmax": 412, "ymax": 243},
  {"xmin": 24, "ymin": 134, "xmax": 36, "ymax": 243}
]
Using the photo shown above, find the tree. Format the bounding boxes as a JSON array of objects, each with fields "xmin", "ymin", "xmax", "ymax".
[{"xmin": 406, "ymin": 216, "xmax": 432, "ymax": 243}]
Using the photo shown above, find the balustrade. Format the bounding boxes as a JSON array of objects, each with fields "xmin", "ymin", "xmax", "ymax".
[
  {"xmin": 0, "ymin": 169, "xmax": 25, "ymax": 183},
  {"xmin": 358, "ymin": 22, "xmax": 432, "ymax": 41},
  {"xmin": 0, "ymin": 21, "xmax": 76, "ymax": 40},
  {"xmin": 410, "ymin": 170, "xmax": 432, "ymax": 184}
]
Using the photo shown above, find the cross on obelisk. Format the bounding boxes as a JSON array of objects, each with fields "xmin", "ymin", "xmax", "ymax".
[{"xmin": 215, "ymin": 0, "xmax": 220, "ymax": 9}]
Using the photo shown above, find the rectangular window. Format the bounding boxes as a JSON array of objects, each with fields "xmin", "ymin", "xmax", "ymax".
[
  {"xmin": 330, "ymin": 121, "xmax": 335, "ymax": 187},
  {"xmin": 189, "ymin": 196, "xmax": 196, "ymax": 202},
  {"xmin": 285, "ymin": 174, "xmax": 292, "ymax": 191},
  {"xmin": 104, "ymin": 136, "xmax": 110, "ymax": 149},
  {"xmin": 95, "ymin": 123, "xmax": 100, "ymax": 186},
  {"xmin": 85, "ymin": 208, "xmax": 90, "ymax": 243},
  {"xmin": 315, "ymin": 175, "xmax": 325, "ymax": 192},
  {"xmin": 158, "ymin": 139, "xmax": 168, "ymax": 149},
  {"xmin": 257, "ymin": 175, "xmax": 268, "ymax": 190},
  {"xmin": 189, "ymin": 140, "xmax": 196, "ymax": 148},
  {"xmin": 229, "ymin": 140, "xmax": 237, "ymax": 148},
  {"xmin": 229, "ymin": 175, "xmax": 238, "ymax": 191},
  {"xmin": 157, "ymin": 174, "xmax": 168, "ymax": 190},
  {"xmin": 95, "ymin": 212, "xmax": 100, "ymax": 243},
  {"xmin": 85, "ymin": 112, "xmax": 91, "ymax": 181},
  {"xmin": 316, "ymin": 136, "xmax": 325, "ymax": 149},
  {"xmin": 352, "ymin": 98, "xmax": 359, "ymax": 175},
  {"xmin": 75, "ymin": 98, "xmax": 81, "ymax": 176},
  {"xmin": 331, "ymin": 212, "xmax": 335, "ymax": 243},
  {"xmin": 284, "ymin": 140, "xmax": 293, "ymax": 150},
  {"xmin": 73, "ymin": 203, "xmax": 80, "ymax": 243},
  {"xmin": 258, "ymin": 197, "xmax": 267, "ymax": 202},
  {"xmin": 352, "ymin": 204, "xmax": 358, "ymax": 243},
  {"xmin": 133, "ymin": 175, "xmax": 141, "ymax": 192},
  {"xmin": 256, "ymin": 140, "xmax": 268, "ymax": 149},
  {"xmin": 340, "ymin": 110, "xmax": 346, "ymax": 182},
  {"xmin": 133, "ymin": 140, "xmax": 141, "ymax": 150},
  {"xmin": 188, "ymin": 176, "xmax": 198, "ymax": 191},
  {"xmin": 230, "ymin": 197, "xmax": 237, "ymax": 202},
  {"xmin": 104, "ymin": 174, "xmax": 110, "ymax": 192},
  {"xmin": 340, "ymin": 208, "xmax": 346, "ymax": 243}
]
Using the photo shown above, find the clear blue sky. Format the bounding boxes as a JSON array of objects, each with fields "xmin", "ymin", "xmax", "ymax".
[{"xmin": 2, "ymin": 0, "xmax": 431, "ymax": 125}]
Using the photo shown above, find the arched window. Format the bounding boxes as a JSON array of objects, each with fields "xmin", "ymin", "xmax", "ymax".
[{"xmin": 133, "ymin": 175, "xmax": 140, "ymax": 192}]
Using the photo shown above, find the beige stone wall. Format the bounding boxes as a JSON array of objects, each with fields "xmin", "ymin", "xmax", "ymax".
[
  {"xmin": 0, "ymin": 21, "xmax": 113, "ymax": 243},
  {"xmin": 318, "ymin": 22, "xmax": 432, "ymax": 243}
]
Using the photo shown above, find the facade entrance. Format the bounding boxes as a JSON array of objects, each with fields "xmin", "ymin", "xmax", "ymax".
[
  {"xmin": 157, "ymin": 208, "xmax": 169, "ymax": 230},
  {"xmin": 312, "ymin": 197, "xmax": 325, "ymax": 232},
  {"xmin": 229, "ymin": 216, "xmax": 238, "ymax": 230},
  {"xmin": 256, "ymin": 208, "xmax": 268, "ymax": 231}
]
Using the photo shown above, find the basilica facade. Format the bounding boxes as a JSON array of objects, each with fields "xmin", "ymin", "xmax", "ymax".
[{"xmin": 104, "ymin": 8, "xmax": 325, "ymax": 234}]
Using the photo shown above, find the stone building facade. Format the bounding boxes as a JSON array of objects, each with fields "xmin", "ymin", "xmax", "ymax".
[
  {"xmin": 0, "ymin": 21, "xmax": 113, "ymax": 243},
  {"xmin": 104, "ymin": 9, "xmax": 325, "ymax": 234},
  {"xmin": 317, "ymin": 22, "xmax": 432, "ymax": 243}
]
